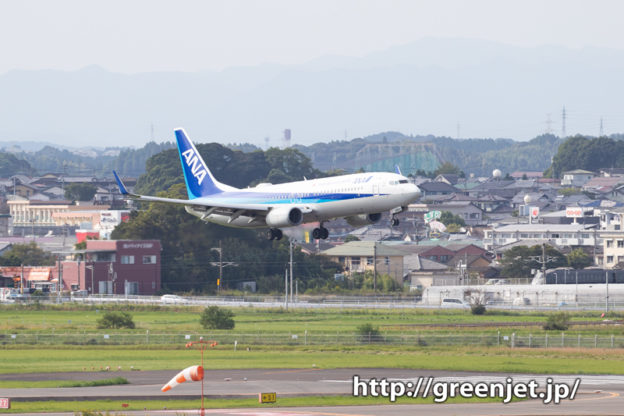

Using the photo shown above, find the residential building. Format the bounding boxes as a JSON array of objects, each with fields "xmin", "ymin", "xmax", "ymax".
[
  {"xmin": 320, "ymin": 241, "xmax": 408, "ymax": 283},
  {"xmin": 484, "ymin": 223, "xmax": 598, "ymax": 251},
  {"xmin": 561, "ymin": 169, "xmax": 595, "ymax": 187}
]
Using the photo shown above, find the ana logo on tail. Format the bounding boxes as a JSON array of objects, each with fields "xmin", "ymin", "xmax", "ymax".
[{"xmin": 182, "ymin": 148, "xmax": 207, "ymax": 185}]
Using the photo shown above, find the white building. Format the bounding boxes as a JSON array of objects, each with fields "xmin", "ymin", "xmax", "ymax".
[{"xmin": 484, "ymin": 223, "xmax": 598, "ymax": 251}]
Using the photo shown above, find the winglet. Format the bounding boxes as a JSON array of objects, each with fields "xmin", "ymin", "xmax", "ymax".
[
  {"xmin": 394, "ymin": 165, "xmax": 402, "ymax": 175},
  {"xmin": 113, "ymin": 170, "xmax": 128, "ymax": 195}
]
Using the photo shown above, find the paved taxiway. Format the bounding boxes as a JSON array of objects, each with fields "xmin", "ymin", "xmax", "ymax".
[{"xmin": 2, "ymin": 368, "xmax": 623, "ymax": 415}]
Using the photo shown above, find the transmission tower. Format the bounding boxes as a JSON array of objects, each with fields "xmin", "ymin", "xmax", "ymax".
[
  {"xmin": 561, "ymin": 106, "xmax": 566, "ymax": 137},
  {"xmin": 600, "ymin": 117, "xmax": 604, "ymax": 136}
]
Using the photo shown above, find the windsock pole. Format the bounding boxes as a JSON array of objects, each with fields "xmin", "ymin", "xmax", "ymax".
[{"xmin": 186, "ymin": 337, "xmax": 218, "ymax": 416}]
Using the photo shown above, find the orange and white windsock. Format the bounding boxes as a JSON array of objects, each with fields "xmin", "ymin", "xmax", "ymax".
[{"xmin": 161, "ymin": 365, "xmax": 204, "ymax": 392}]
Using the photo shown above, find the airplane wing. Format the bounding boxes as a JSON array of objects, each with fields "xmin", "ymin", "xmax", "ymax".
[{"xmin": 113, "ymin": 171, "xmax": 271, "ymax": 212}]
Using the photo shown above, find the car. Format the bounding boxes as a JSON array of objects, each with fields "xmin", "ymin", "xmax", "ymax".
[
  {"xmin": 160, "ymin": 294, "xmax": 185, "ymax": 304},
  {"xmin": 440, "ymin": 298, "xmax": 471, "ymax": 309},
  {"xmin": 71, "ymin": 290, "xmax": 89, "ymax": 297}
]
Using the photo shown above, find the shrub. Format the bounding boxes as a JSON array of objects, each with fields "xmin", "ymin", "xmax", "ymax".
[
  {"xmin": 96, "ymin": 311, "xmax": 135, "ymax": 329},
  {"xmin": 543, "ymin": 312, "xmax": 570, "ymax": 331},
  {"xmin": 200, "ymin": 306, "xmax": 235, "ymax": 330},
  {"xmin": 471, "ymin": 304, "xmax": 487, "ymax": 315},
  {"xmin": 356, "ymin": 323, "xmax": 382, "ymax": 343}
]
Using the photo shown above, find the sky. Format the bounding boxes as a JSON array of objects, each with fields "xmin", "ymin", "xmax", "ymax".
[{"xmin": 1, "ymin": 0, "xmax": 623, "ymax": 74}]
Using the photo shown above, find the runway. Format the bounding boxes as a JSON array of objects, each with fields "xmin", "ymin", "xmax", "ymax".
[{"xmin": 1, "ymin": 368, "xmax": 623, "ymax": 415}]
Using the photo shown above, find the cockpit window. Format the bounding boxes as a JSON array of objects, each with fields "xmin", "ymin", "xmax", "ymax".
[{"xmin": 399, "ymin": 179, "xmax": 408, "ymax": 184}]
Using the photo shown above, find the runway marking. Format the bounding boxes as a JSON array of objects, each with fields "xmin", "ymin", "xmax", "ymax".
[{"xmin": 575, "ymin": 391, "xmax": 620, "ymax": 401}]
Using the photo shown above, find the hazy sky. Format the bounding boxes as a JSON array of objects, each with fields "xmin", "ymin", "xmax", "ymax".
[{"xmin": 1, "ymin": 0, "xmax": 623, "ymax": 74}]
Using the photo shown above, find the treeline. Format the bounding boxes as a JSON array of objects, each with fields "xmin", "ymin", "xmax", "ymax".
[
  {"xmin": 0, "ymin": 152, "xmax": 34, "ymax": 176},
  {"xmin": 134, "ymin": 144, "xmax": 322, "ymax": 195},
  {"xmin": 547, "ymin": 135, "xmax": 624, "ymax": 178}
]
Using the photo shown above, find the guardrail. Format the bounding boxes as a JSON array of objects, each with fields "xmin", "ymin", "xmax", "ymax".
[{"xmin": 1, "ymin": 331, "xmax": 623, "ymax": 348}]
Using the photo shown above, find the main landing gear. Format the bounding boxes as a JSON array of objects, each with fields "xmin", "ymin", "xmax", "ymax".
[
  {"xmin": 312, "ymin": 225, "xmax": 329, "ymax": 240},
  {"xmin": 267, "ymin": 228, "xmax": 283, "ymax": 240},
  {"xmin": 391, "ymin": 217, "xmax": 400, "ymax": 227}
]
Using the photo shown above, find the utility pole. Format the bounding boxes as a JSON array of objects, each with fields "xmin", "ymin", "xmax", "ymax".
[
  {"xmin": 561, "ymin": 106, "xmax": 567, "ymax": 137},
  {"xmin": 606, "ymin": 271, "xmax": 610, "ymax": 314},
  {"xmin": 284, "ymin": 269, "xmax": 288, "ymax": 310},
  {"xmin": 373, "ymin": 241, "xmax": 377, "ymax": 292},
  {"xmin": 289, "ymin": 240, "xmax": 294, "ymax": 304},
  {"xmin": 600, "ymin": 117, "xmax": 604, "ymax": 136},
  {"xmin": 218, "ymin": 240, "xmax": 223, "ymax": 293}
]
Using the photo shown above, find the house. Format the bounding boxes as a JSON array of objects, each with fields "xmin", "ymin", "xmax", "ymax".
[
  {"xmin": 599, "ymin": 168, "xmax": 624, "ymax": 177},
  {"xmin": 418, "ymin": 181, "xmax": 459, "ymax": 199},
  {"xmin": 561, "ymin": 169, "xmax": 595, "ymax": 187},
  {"xmin": 425, "ymin": 201, "xmax": 484, "ymax": 226},
  {"xmin": 403, "ymin": 255, "xmax": 452, "ymax": 291},
  {"xmin": 510, "ymin": 171, "xmax": 543, "ymax": 179},
  {"xmin": 434, "ymin": 174, "xmax": 460, "ymax": 186},
  {"xmin": 320, "ymin": 241, "xmax": 408, "ymax": 283}
]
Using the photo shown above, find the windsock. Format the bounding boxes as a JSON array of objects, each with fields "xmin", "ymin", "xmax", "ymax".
[{"xmin": 161, "ymin": 365, "xmax": 204, "ymax": 392}]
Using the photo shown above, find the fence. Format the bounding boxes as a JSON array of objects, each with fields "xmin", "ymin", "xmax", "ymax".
[{"xmin": 1, "ymin": 331, "xmax": 623, "ymax": 349}]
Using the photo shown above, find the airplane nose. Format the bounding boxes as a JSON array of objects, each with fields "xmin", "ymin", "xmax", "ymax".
[{"xmin": 407, "ymin": 184, "xmax": 420, "ymax": 201}]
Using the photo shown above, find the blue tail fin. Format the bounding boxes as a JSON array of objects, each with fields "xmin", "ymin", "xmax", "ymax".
[
  {"xmin": 175, "ymin": 128, "xmax": 224, "ymax": 199},
  {"xmin": 394, "ymin": 165, "xmax": 402, "ymax": 176}
]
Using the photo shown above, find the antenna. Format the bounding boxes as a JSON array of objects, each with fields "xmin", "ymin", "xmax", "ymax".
[
  {"xmin": 561, "ymin": 106, "xmax": 566, "ymax": 137},
  {"xmin": 283, "ymin": 129, "xmax": 292, "ymax": 149},
  {"xmin": 600, "ymin": 117, "xmax": 604, "ymax": 136},
  {"xmin": 264, "ymin": 136, "xmax": 270, "ymax": 150}
]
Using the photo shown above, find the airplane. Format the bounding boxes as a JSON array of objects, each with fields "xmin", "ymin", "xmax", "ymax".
[{"xmin": 113, "ymin": 128, "xmax": 421, "ymax": 241}]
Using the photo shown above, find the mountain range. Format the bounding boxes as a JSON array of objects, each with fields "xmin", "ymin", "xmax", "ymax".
[{"xmin": 1, "ymin": 38, "xmax": 623, "ymax": 147}]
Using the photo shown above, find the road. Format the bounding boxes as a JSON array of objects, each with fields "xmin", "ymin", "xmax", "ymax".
[{"xmin": 1, "ymin": 368, "xmax": 623, "ymax": 415}]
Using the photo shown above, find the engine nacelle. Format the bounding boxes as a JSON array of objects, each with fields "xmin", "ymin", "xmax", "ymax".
[
  {"xmin": 345, "ymin": 213, "xmax": 382, "ymax": 227},
  {"xmin": 266, "ymin": 206, "xmax": 303, "ymax": 228}
]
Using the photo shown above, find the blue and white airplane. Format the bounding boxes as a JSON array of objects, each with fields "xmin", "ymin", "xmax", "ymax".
[{"xmin": 114, "ymin": 128, "xmax": 420, "ymax": 240}]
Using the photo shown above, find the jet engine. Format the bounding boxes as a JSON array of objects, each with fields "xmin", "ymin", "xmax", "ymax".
[
  {"xmin": 345, "ymin": 213, "xmax": 382, "ymax": 227},
  {"xmin": 266, "ymin": 206, "xmax": 304, "ymax": 228}
]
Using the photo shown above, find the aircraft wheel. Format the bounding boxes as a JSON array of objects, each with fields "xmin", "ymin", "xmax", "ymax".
[
  {"xmin": 312, "ymin": 228, "xmax": 322, "ymax": 240},
  {"xmin": 391, "ymin": 218, "xmax": 399, "ymax": 226},
  {"xmin": 266, "ymin": 229, "xmax": 275, "ymax": 240},
  {"xmin": 274, "ymin": 229, "xmax": 283, "ymax": 240},
  {"xmin": 321, "ymin": 227, "xmax": 329, "ymax": 239}
]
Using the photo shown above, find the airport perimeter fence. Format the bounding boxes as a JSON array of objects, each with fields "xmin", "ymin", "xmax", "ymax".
[{"xmin": 2, "ymin": 331, "xmax": 624, "ymax": 349}]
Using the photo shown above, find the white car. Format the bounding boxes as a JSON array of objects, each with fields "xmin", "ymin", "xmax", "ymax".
[
  {"xmin": 440, "ymin": 298, "xmax": 471, "ymax": 309},
  {"xmin": 160, "ymin": 294, "xmax": 185, "ymax": 304}
]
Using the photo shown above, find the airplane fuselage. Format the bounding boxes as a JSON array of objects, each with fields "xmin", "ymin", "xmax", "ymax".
[{"xmin": 185, "ymin": 172, "xmax": 419, "ymax": 228}]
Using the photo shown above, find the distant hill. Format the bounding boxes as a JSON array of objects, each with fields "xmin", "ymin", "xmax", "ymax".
[
  {"xmin": 295, "ymin": 133, "xmax": 561, "ymax": 177},
  {"xmin": 2, "ymin": 38, "xmax": 624, "ymax": 147}
]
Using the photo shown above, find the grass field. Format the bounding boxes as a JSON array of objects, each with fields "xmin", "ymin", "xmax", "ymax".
[
  {"xmin": 1, "ymin": 345, "xmax": 623, "ymax": 374},
  {"xmin": 3, "ymin": 394, "xmax": 506, "ymax": 414},
  {"xmin": 1, "ymin": 304, "xmax": 621, "ymax": 335},
  {"xmin": 0, "ymin": 304, "xmax": 623, "ymax": 376}
]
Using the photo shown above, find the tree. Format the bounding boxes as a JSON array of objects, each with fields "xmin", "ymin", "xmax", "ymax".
[
  {"xmin": 439, "ymin": 211, "xmax": 465, "ymax": 227},
  {"xmin": 97, "ymin": 311, "xmax": 135, "ymax": 329},
  {"xmin": 567, "ymin": 248, "xmax": 593, "ymax": 269},
  {"xmin": 0, "ymin": 242, "xmax": 56, "ymax": 266},
  {"xmin": 433, "ymin": 162, "xmax": 464, "ymax": 177},
  {"xmin": 64, "ymin": 183, "xmax": 97, "ymax": 201},
  {"xmin": 500, "ymin": 245, "xmax": 567, "ymax": 279},
  {"xmin": 543, "ymin": 312, "xmax": 570, "ymax": 331},
  {"xmin": 356, "ymin": 323, "xmax": 382, "ymax": 343},
  {"xmin": 200, "ymin": 306, "xmax": 235, "ymax": 329}
]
